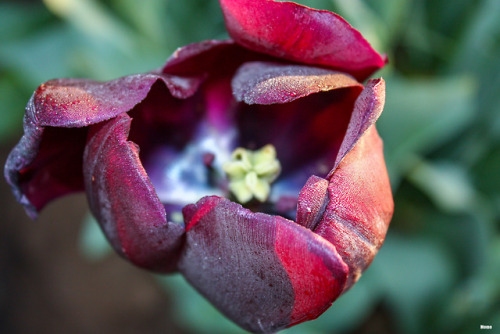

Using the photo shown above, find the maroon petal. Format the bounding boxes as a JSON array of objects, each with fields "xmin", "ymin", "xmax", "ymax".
[
  {"xmin": 162, "ymin": 39, "xmax": 268, "ymax": 78},
  {"xmin": 234, "ymin": 74, "xmax": 363, "ymax": 178},
  {"xmin": 3, "ymin": 101, "xmax": 86, "ymax": 219},
  {"xmin": 83, "ymin": 113, "xmax": 184, "ymax": 272},
  {"xmin": 231, "ymin": 61, "xmax": 362, "ymax": 105},
  {"xmin": 179, "ymin": 196, "xmax": 348, "ymax": 333},
  {"xmin": 163, "ymin": 40, "xmax": 239, "ymax": 75},
  {"xmin": 4, "ymin": 73, "xmax": 200, "ymax": 218},
  {"xmin": 34, "ymin": 74, "xmax": 201, "ymax": 127},
  {"xmin": 219, "ymin": 0, "xmax": 386, "ymax": 81},
  {"xmin": 315, "ymin": 126, "xmax": 393, "ymax": 290}
]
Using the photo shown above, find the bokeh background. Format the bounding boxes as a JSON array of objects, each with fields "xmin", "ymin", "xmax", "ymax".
[{"xmin": 1, "ymin": 0, "xmax": 499, "ymax": 333}]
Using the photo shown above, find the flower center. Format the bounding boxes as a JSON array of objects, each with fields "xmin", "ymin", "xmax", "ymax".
[{"xmin": 223, "ymin": 145, "xmax": 281, "ymax": 204}]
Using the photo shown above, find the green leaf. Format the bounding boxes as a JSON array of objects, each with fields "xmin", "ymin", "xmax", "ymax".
[
  {"xmin": 439, "ymin": 236, "xmax": 500, "ymax": 333},
  {"xmin": 43, "ymin": 0, "xmax": 136, "ymax": 53},
  {"xmin": 109, "ymin": 0, "xmax": 171, "ymax": 46},
  {"xmin": 0, "ymin": 77, "xmax": 26, "ymax": 142},
  {"xmin": 164, "ymin": 0, "xmax": 227, "ymax": 43},
  {"xmin": 0, "ymin": 25, "xmax": 79, "ymax": 85},
  {"xmin": 472, "ymin": 141, "xmax": 500, "ymax": 199},
  {"xmin": 377, "ymin": 75, "xmax": 476, "ymax": 185},
  {"xmin": 451, "ymin": 0, "xmax": 500, "ymax": 72},
  {"xmin": 407, "ymin": 158, "xmax": 477, "ymax": 213},
  {"xmin": 370, "ymin": 233, "xmax": 457, "ymax": 334},
  {"xmin": 0, "ymin": 3, "xmax": 52, "ymax": 41}
]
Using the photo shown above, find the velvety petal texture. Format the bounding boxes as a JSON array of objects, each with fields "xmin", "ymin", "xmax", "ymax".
[
  {"xmin": 33, "ymin": 74, "xmax": 201, "ymax": 127},
  {"xmin": 84, "ymin": 114, "xmax": 184, "ymax": 272},
  {"xmin": 180, "ymin": 196, "xmax": 347, "ymax": 333},
  {"xmin": 4, "ymin": 1, "xmax": 393, "ymax": 333},
  {"xmin": 219, "ymin": 0, "xmax": 386, "ymax": 81},
  {"xmin": 317, "ymin": 126, "xmax": 393, "ymax": 289},
  {"xmin": 296, "ymin": 175, "xmax": 329, "ymax": 231},
  {"xmin": 4, "ymin": 73, "xmax": 201, "ymax": 218},
  {"xmin": 232, "ymin": 62, "xmax": 362, "ymax": 105},
  {"xmin": 318, "ymin": 78, "xmax": 392, "ymax": 289},
  {"xmin": 332, "ymin": 78, "xmax": 386, "ymax": 171}
]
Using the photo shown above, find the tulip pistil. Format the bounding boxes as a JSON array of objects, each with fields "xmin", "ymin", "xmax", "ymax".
[{"xmin": 223, "ymin": 145, "xmax": 281, "ymax": 204}]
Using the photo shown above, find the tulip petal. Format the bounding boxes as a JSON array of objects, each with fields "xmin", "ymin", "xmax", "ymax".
[
  {"xmin": 331, "ymin": 78, "xmax": 386, "ymax": 173},
  {"xmin": 180, "ymin": 196, "xmax": 347, "ymax": 333},
  {"xmin": 163, "ymin": 39, "xmax": 274, "ymax": 79},
  {"xmin": 4, "ymin": 73, "xmax": 200, "ymax": 218},
  {"xmin": 3, "ymin": 97, "xmax": 86, "ymax": 219},
  {"xmin": 83, "ymin": 113, "xmax": 184, "ymax": 272},
  {"xmin": 234, "ymin": 76, "xmax": 362, "ymax": 185},
  {"xmin": 231, "ymin": 61, "xmax": 362, "ymax": 105},
  {"xmin": 34, "ymin": 74, "xmax": 201, "ymax": 127},
  {"xmin": 219, "ymin": 0, "xmax": 386, "ymax": 81},
  {"xmin": 296, "ymin": 175, "xmax": 329, "ymax": 230},
  {"xmin": 315, "ymin": 126, "xmax": 393, "ymax": 289},
  {"xmin": 163, "ymin": 40, "xmax": 241, "ymax": 75},
  {"xmin": 313, "ymin": 78, "xmax": 390, "ymax": 291}
]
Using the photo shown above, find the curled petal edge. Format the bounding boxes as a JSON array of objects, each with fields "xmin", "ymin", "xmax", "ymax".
[
  {"xmin": 295, "ymin": 77, "xmax": 392, "ymax": 290},
  {"xmin": 4, "ymin": 73, "xmax": 201, "ymax": 218},
  {"xmin": 231, "ymin": 61, "xmax": 363, "ymax": 105},
  {"xmin": 318, "ymin": 126, "xmax": 393, "ymax": 289},
  {"xmin": 331, "ymin": 78, "xmax": 386, "ymax": 174},
  {"xmin": 83, "ymin": 113, "xmax": 184, "ymax": 272}
]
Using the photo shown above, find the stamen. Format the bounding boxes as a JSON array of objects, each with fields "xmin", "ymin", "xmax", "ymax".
[{"xmin": 223, "ymin": 145, "xmax": 281, "ymax": 203}]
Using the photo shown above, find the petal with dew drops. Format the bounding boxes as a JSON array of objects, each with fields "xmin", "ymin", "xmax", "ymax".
[
  {"xmin": 219, "ymin": 0, "xmax": 386, "ymax": 81},
  {"xmin": 296, "ymin": 175, "xmax": 329, "ymax": 231},
  {"xmin": 180, "ymin": 196, "xmax": 347, "ymax": 333},
  {"xmin": 34, "ymin": 74, "xmax": 201, "ymax": 127},
  {"xmin": 232, "ymin": 61, "xmax": 362, "ymax": 105},
  {"xmin": 4, "ymin": 73, "xmax": 202, "ymax": 219},
  {"xmin": 83, "ymin": 113, "xmax": 184, "ymax": 273},
  {"xmin": 316, "ymin": 126, "xmax": 393, "ymax": 290}
]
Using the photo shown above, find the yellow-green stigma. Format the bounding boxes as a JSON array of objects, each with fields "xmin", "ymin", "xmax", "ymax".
[{"xmin": 223, "ymin": 144, "xmax": 281, "ymax": 204}]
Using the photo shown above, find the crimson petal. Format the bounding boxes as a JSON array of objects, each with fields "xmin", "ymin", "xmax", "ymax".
[
  {"xmin": 219, "ymin": 0, "xmax": 386, "ymax": 81},
  {"xmin": 180, "ymin": 196, "xmax": 348, "ymax": 333},
  {"xmin": 296, "ymin": 175, "xmax": 329, "ymax": 231},
  {"xmin": 311, "ymin": 78, "xmax": 392, "ymax": 289},
  {"xmin": 331, "ymin": 78, "xmax": 386, "ymax": 173},
  {"xmin": 316, "ymin": 126, "xmax": 393, "ymax": 289},
  {"xmin": 83, "ymin": 114, "xmax": 184, "ymax": 272}
]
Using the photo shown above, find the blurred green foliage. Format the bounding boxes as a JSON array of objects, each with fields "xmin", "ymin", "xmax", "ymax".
[{"xmin": 2, "ymin": 0, "xmax": 499, "ymax": 333}]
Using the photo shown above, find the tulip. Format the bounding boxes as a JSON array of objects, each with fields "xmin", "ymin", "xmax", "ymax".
[{"xmin": 4, "ymin": 0, "xmax": 393, "ymax": 332}]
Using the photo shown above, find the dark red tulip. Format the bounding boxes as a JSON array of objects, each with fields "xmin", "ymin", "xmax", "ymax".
[{"xmin": 4, "ymin": 0, "xmax": 393, "ymax": 332}]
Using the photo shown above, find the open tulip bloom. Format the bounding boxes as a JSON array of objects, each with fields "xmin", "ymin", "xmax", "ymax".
[{"xmin": 5, "ymin": 0, "xmax": 394, "ymax": 332}]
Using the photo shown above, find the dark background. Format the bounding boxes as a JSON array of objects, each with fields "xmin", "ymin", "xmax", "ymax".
[{"xmin": 1, "ymin": 0, "xmax": 499, "ymax": 333}]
